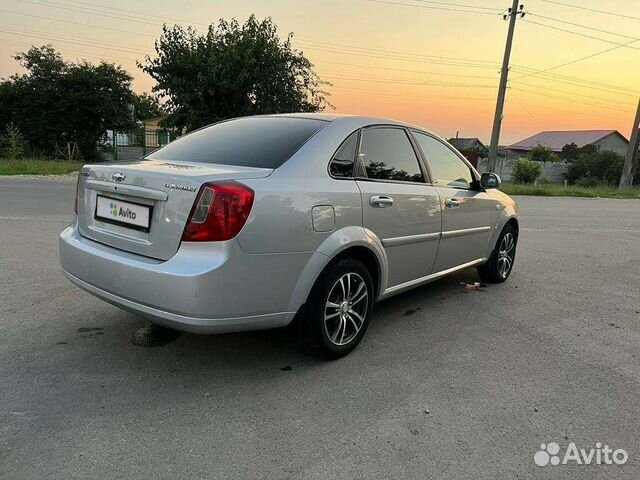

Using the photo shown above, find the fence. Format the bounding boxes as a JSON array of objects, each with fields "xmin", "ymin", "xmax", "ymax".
[
  {"xmin": 477, "ymin": 156, "xmax": 569, "ymax": 183},
  {"xmin": 101, "ymin": 129, "xmax": 177, "ymax": 161}
]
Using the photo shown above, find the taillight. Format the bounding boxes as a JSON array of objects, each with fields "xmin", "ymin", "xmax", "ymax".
[
  {"xmin": 74, "ymin": 173, "xmax": 81, "ymax": 215},
  {"xmin": 182, "ymin": 181, "xmax": 254, "ymax": 242}
]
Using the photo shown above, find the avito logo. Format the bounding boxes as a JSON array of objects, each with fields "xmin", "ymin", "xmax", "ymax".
[
  {"xmin": 534, "ymin": 442, "xmax": 628, "ymax": 467},
  {"xmin": 109, "ymin": 202, "xmax": 137, "ymax": 220}
]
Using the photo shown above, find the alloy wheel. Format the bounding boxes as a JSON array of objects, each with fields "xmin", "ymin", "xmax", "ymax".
[
  {"xmin": 497, "ymin": 232, "xmax": 515, "ymax": 278},
  {"xmin": 324, "ymin": 272, "xmax": 369, "ymax": 346}
]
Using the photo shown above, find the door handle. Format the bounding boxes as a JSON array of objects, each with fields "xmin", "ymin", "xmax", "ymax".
[
  {"xmin": 370, "ymin": 195, "xmax": 394, "ymax": 208},
  {"xmin": 445, "ymin": 198, "xmax": 460, "ymax": 208}
]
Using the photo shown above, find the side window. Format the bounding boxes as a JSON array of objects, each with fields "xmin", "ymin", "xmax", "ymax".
[
  {"xmin": 359, "ymin": 128, "xmax": 424, "ymax": 183},
  {"xmin": 413, "ymin": 132, "xmax": 473, "ymax": 189},
  {"xmin": 329, "ymin": 132, "xmax": 358, "ymax": 178}
]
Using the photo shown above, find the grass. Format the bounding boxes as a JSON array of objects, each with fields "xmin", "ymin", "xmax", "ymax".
[
  {"xmin": 500, "ymin": 182, "xmax": 640, "ymax": 199},
  {"xmin": 0, "ymin": 158, "xmax": 84, "ymax": 176}
]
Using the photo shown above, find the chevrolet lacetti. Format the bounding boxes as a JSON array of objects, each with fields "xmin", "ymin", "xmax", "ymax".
[{"xmin": 60, "ymin": 114, "xmax": 519, "ymax": 358}]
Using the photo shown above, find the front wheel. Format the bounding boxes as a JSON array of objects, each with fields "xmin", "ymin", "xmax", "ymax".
[
  {"xmin": 305, "ymin": 258, "xmax": 374, "ymax": 359},
  {"xmin": 477, "ymin": 224, "xmax": 517, "ymax": 283}
]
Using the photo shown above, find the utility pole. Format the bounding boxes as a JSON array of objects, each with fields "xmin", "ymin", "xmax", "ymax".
[
  {"xmin": 487, "ymin": 0, "xmax": 525, "ymax": 172},
  {"xmin": 619, "ymin": 97, "xmax": 640, "ymax": 189}
]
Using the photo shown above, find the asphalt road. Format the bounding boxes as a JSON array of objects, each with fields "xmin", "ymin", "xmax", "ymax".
[{"xmin": 1, "ymin": 176, "xmax": 639, "ymax": 479}]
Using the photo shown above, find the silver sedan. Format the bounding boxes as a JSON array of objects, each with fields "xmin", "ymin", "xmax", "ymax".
[{"xmin": 60, "ymin": 114, "xmax": 519, "ymax": 358}]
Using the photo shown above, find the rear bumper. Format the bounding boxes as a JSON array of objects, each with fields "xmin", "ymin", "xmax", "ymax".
[{"xmin": 59, "ymin": 224, "xmax": 303, "ymax": 334}]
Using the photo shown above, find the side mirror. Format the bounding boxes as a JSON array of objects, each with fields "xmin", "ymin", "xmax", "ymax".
[{"xmin": 480, "ymin": 172, "xmax": 501, "ymax": 189}]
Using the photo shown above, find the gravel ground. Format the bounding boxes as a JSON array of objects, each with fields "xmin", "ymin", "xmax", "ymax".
[{"xmin": 1, "ymin": 177, "xmax": 639, "ymax": 479}]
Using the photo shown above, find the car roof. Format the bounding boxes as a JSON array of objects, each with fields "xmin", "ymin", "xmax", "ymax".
[{"xmin": 263, "ymin": 113, "xmax": 440, "ymax": 138}]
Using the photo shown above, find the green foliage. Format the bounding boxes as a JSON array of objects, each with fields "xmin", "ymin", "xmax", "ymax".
[
  {"xmin": 140, "ymin": 15, "xmax": 331, "ymax": 132},
  {"xmin": 0, "ymin": 123, "xmax": 26, "ymax": 158},
  {"xmin": 559, "ymin": 142, "xmax": 579, "ymax": 161},
  {"xmin": 512, "ymin": 159, "xmax": 542, "ymax": 184},
  {"xmin": 0, "ymin": 45, "xmax": 135, "ymax": 161},
  {"xmin": 574, "ymin": 177, "xmax": 600, "ymax": 188},
  {"xmin": 133, "ymin": 92, "xmax": 164, "ymax": 121},
  {"xmin": 565, "ymin": 150, "xmax": 624, "ymax": 185},
  {"xmin": 528, "ymin": 145, "xmax": 559, "ymax": 163}
]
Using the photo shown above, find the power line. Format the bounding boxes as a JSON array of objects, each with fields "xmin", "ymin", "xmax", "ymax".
[
  {"xmin": 541, "ymin": 0, "xmax": 640, "ymax": 22},
  {"xmin": 33, "ymin": 0, "xmax": 176, "ymax": 26},
  {"xmin": 512, "ymin": 74, "xmax": 637, "ymax": 98},
  {"xmin": 365, "ymin": 0, "xmax": 501, "ymax": 15},
  {"xmin": 511, "ymin": 36, "xmax": 640, "ymax": 85},
  {"xmin": 524, "ymin": 19, "xmax": 640, "ymax": 50},
  {"xmin": 509, "ymin": 90, "xmax": 544, "ymax": 130},
  {"xmin": 295, "ymin": 43, "xmax": 501, "ymax": 69},
  {"xmin": 511, "ymin": 61, "xmax": 639, "ymax": 93},
  {"xmin": 510, "ymin": 87, "xmax": 634, "ymax": 113},
  {"xmin": 317, "ymin": 60, "xmax": 497, "ymax": 79},
  {"xmin": 296, "ymin": 38, "xmax": 500, "ymax": 65},
  {"xmin": 529, "ymin": 12, "xmax": 639, "ymax": 41},
  {"xmin": 327, "ymin": 86, "xmax": 495, "ymax": 101},
  {"xmin": 0, "ymin": 36, "xmax": 139, "ymax": 67},
  {"xmin": 517, "ymin": 70, "xmax": 637, "ymax": 96},
  {"xmin": 407, "ymin": 0, "xmax": 503, "ymax": 11},
  {"xmin": 16, "ymin": 0, "xmax": 161, "ymax": 27},
  {"xmin": 509, "ymin": 80, "xmax": 635, "ymax": 106},
  {"xmin": 6, "ymin": 0, "xmax": 636, "ymax": 119},
  {"xmin": 60, "ymin": 0, "xmax": 208, "ymax": 26},
  {"xmin": 320, "ymin": 71, "xmax": 497, "ymax": 88},
  {"xmin": 0, "ymin": 9, "xmax": 157, "ymax": 38},
  {"xmin": 301, "ymin": 38, "xmax": 636, "ymax": 95},
  {"xmin": 0, "ymin": 29, "xmax": 151, "ymax": 56},
  {"xmin": 511, "ymin": 67, "xmax": 636, "ymax": 94},
  {"xmin": 506, "ymin": 97, "xmax": 624, "ymax": 121},
  {"xmin": 25, "ymin": 0, "xmax": 621, "ymax": 92}
]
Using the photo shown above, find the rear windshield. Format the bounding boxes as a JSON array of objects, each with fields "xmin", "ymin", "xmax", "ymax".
[{"xmin": 147, "ymin": 116, "xmax": 327, "ymax": 168}]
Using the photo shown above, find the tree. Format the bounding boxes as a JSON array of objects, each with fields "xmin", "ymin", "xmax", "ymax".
[
  {"xmin": 133, "ymin": 92, "xmax": 164, "ymax": 121},
  {"xmin": 528, "ymin": 145, "xmax": 559, "ymax": 163},
  {"xmin": 0, "ymin": 45, "xmax": 135, "ymax": 161},
  {"xmin": 140, "ymin": 15, "xmax": 331, "ymax": 132},
  {"xmin": 559, "ymin": 142, "xmax": 579, "ymax": 161},
  {"xmin": 566, "ymin": 150, "xmax": 624, "ymax": 185}
]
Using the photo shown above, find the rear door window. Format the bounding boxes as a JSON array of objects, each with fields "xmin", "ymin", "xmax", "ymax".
[
  {"xmin": 359, "ymin": 128, "xmax": 424, "ymax": 183},
  {"xmin": 147, "ymin": 117, "xmax": 327, "ymax": 168}
]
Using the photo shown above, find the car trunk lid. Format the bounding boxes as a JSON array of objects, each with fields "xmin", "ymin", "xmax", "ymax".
[{"xmin": 77, "ymin": 159, "xmax": 272, "ymax": 260}]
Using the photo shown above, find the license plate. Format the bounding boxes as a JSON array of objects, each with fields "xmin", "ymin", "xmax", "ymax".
[{"xmin": 95, "ymin": 195, "xmax": 151, "ymax": 232}]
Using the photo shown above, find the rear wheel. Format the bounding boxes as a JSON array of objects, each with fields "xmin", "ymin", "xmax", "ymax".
[
  {"xmin": 305, "ymin": 258, "xmax": 374, "ymax": 359},
  {"xmin": 477, "ymin": 224, "xmax": 517, "ymax": 283}
]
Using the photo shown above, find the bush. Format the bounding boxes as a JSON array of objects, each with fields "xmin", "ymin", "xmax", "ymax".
[
  {"xmin": 512, "ymin": 159, "xmax": 542, "ymax": 184},
  {"xmin": 565, "ymin": 150, "xmax": 624, "ymax": 185},
  {"xmin": 0, "ymin": 123, "xmax": 26, "ymax": 159},
  {"xmin": 574, "ymin": 177, "xmax": 599, "ymax": 188}
]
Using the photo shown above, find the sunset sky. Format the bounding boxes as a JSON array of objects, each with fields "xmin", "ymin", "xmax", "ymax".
[{"xmin": 0, "ymin": 0, "xmax": 638, "ymax": 144}]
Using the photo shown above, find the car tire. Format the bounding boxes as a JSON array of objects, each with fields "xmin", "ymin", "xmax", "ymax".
[
  {"xmin": 305, "ymin": 258, "xmax": 374, "ymax": 359},
  {"xmin": 477, "ymin": 224, "xmax": 517, "ymax": 283}
]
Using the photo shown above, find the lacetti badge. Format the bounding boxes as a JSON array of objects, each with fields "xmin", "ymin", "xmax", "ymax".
[
  {"xmin": 164, "ymin": 183, "xmax": 197, "ymax": 192},
  {"xmin": 110, "ymin": 201, "xmax": 137, "ymax": 220}
]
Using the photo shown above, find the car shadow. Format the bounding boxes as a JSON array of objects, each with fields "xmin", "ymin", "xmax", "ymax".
[{"xmin": 113, "ymin": 267, "xmax": 490, "ymax": 369}]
